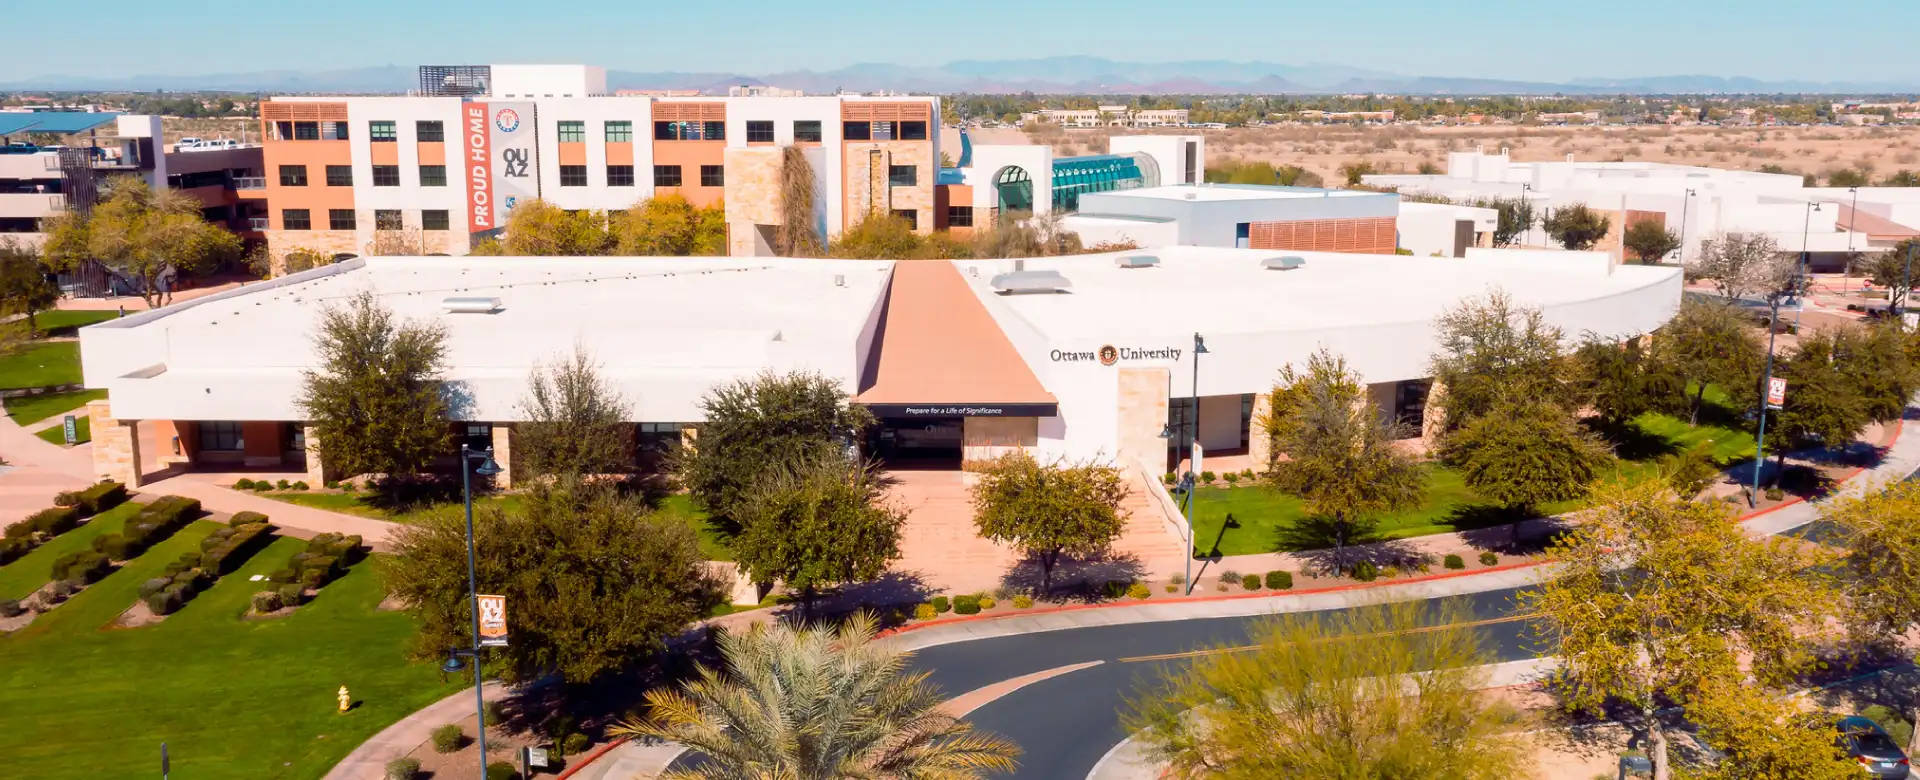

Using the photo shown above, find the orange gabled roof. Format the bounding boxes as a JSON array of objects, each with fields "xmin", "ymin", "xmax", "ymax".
[
  {"xmin": 1838, "ymin": 204, "xmax": 1920, "ymax": 240},
  {"xmin": 856, "ymin": 261, "xmax": 1055, "ymax": 407}
]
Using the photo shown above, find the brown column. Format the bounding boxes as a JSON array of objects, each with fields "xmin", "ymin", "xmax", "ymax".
[
  {"xmin": 1247, "ymin": 391, "xmax": 1273, "ymax": 474},
  {"xmin": 87, "ymin": 400, "xmax": 144, "ymax": 487},
  {"xmin": 302, "ymin": 424, "xmax": 329, "ymax": 486}
]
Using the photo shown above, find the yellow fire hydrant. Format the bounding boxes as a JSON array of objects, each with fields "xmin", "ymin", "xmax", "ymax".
[{"xmin": 337, "ymin": 685, "xmax": 351, "ymax": 714}]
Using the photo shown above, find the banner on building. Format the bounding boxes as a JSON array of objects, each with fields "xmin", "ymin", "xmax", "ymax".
[
  {"xmin": 463, "ymin": 101, "xmax": 539, "ymax": 233},
  {"xmin": 476, "ymin": 594, "xmax": 509, "ymax": 647}
]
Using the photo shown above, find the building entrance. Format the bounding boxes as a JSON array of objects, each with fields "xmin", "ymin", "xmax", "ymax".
[{"xmin": 871, "ymin": 416, "xmax": 964, "ymax": 470}]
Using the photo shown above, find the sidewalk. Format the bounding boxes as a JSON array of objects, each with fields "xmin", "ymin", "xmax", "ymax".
[{"xmin": 320, "ymin": 681, "xmax": 508, "ymax": 780}]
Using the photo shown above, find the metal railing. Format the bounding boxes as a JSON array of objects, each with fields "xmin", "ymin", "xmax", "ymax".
[{"xmin": 247, "ymin": 217, "xmax": 269, "ymax": 231}]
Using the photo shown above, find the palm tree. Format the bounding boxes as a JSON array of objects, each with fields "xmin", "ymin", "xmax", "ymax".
[{"xmin": 613, "ymin": 612, "xmax": 1019, "ymax": 779}]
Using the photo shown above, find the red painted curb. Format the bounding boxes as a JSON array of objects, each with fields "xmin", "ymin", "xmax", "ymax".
[{"xmin": 555, "ymin": 737, "xmax": 629, "ymax": 779}]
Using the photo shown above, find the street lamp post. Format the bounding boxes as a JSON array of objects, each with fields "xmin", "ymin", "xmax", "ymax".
[
  {"xmin": 1794, "ymin": 202, "xmax": 1821, "ymax": 331},
  {"xmin": 1675, "ymin": 188, "xmax": 1695, "ymax": 263},
  {"xmin": 1519, "ymin": 183, "xmax": 1533, "ymax": 247},
  {"xmin": 1180, "ymin": 334, "xmax": 1209, "ymax": 594},
  {"xmin": 1847, "ymin": 186, "xmax": 1859, "ymax": 256},
  {"xmin": 441, "ymin": 443, "xmax": 501, "ymax": 777},
  {"xmin": 1900, "ymin": 242, "xmax": 1918, "ymax": 324}
]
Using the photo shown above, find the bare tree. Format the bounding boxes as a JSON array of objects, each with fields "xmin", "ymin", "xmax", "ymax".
[{"xmin": 1691, "ymin": 232, "xmax": 1797, "ymax": 304}]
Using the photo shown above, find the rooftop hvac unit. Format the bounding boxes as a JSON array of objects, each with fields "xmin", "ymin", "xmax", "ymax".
[
  {"xmin": 1260, "ymin": 256, "xmax": 1307, "ymax": 271},
  {"xmin": 1115, "ymin": 255, "xmax": 1160, "ymax": 269},
  {"xmin": 441, "ymin": 296, "xmax": 502, "ymax": 313},
  {"xmin": 989, "ymin": 270, "xmax": 1073, "ymax": 295}
]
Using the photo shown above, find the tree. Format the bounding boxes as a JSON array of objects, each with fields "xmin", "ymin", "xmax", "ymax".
[
  {"xmin": 609, "ymin": 194, "xmax": 724, "ymax": 256},
  {"xmin": 1682, "ymin": 676, "xmax": 1860, "ymax": 780},
  {"xmin": 775, "ymin": 146, "xmax": 822, "ymax": 256},
  {"xmin": 612, "ymin": 612, "xmax": 1019, "ymax": 778},
  {"xmin": 1471, "ymin": 197, "xmax": 1535, "ymax": 247},
  {"xmin": 970, "ymin": 452, "xmax": 1129, "ymax": 596},
  {"xmin": 39, "ymin": 176, "xmax": 242, "ymax": 307},
  {"xmin": 1691, "ymin": 232, "xmax": 1792, "ymax": 304},
  {"xmin": 1339, "ymin": 159, "xmax": 1375, "ymax": 186},
  {"xmin": 826, "ymin": 213, "xmax": 926, "ymax": 259},
  {"xmin": 1885, "ymin": 170, "xmax": 1920, "ymax": 188},
  {"xmin": 1838, "ymin": 321, "xmax": 1920, "ymax": 424},
  {"xmin": 731, "ymin": 454, "xmax": 905, "ymax": 614},
  {"xmin": 1260, "ymin": 349, "xmax": 1426, "ymax": 568},
  {"xmin": 0, "ymin": 239, "xmax": 57, "ymax": 338},
  {"xmin": 1823, "ymin": 479, "xmax": 1920, "ymax": 756},
  {"xmin": 1623, "ymin": 219, "xmax": 1681, "ymax": 264},
  {"xmin": 1771, "ymin": 328, "xmax": 1874, "ymax": 477},
  {"xmin": 1541, "ymin": 203, "xmax": 1611, "ymax": 251},
  {"xmin": 296, "ymin": 291, "xmax": 450, "ymax": 484},
  {"xmin": 367, "ymin": 227, "xmax": 427, "ymax": 256},
  {"xmin": 1653, "ymin": 298, "xmax": 1765, "ymax": 424},
  {"xmin": 384, "ymin": 478, "xmax": 719, "ymax": 685},
  {"xmin": 678, "ymin": 370, "xmax": 872, "ymax": 529},
  {"xmin": 1571, "ymin": 334, "xmax": 1683, "ymax": 426},
  {"xmin": 1125, "ymin": 602, "xmax": 1534, "ymax": 779},
  {"xmin": 515, "ymin": 345, "xmax": 632, "ymax": 479},
  {"xmin": 1429, "ymin": 290, "xmax": 1569, "ymax": 434},
  {"xmin": 1526, "ymin": 483, "xmax": 1835, "ymax": 780},
  {"xmin": 498, "ymin": 199, "xmax": 609, "ymax": 255},
  {"xmin": 1863, "ymin": 238, "xmax": 1920, "ymax": 317},
  {"xmin": 1445, "ymin": 396, "xmax": 1608, "ymax": 544},
  {"xmin": 1827, "ymin": 168, "xmax": 1871, "ymax": 187}
]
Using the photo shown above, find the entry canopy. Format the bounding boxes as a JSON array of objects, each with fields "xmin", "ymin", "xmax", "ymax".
[{"xmin": 857, "ymin": 262, "xmax": 1057, "ymax": 416}]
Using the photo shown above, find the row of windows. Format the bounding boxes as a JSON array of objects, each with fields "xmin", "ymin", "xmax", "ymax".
[
  {"xmin": 553, "ymin": 164, "xmax": 727, "ymax": 188},
  {"xmin": 282, "ymin": 117, "xmax": 929, "ymax": 146},
  {"xmin": 280, "ymin": 209, "xmax": 450, "ymax": 231},
  {"xmin": 279, "ymin": 164, "xmax": 444, "ymax": 188}
]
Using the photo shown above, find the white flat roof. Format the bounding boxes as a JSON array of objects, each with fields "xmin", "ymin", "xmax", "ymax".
[
  {"xmin": 83, "ymin": 256, "xmax": 893, "ymax": 422},
  {"xmin": 1101, "ymin": 184, "xmax": 1377, "ymax": 202}
]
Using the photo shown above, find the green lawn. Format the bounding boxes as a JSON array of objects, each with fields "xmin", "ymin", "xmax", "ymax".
[
  {"xmin": 2, "ymin": 310, "xmax": 118, "ymax": 339},
  {"xmin": 0, "ymin": 341, "xmax": 81, "ymax": 390},
  {"xmin": 1190, "ymin": 405, "xmax": 1759, "ymax": 557},
  {"xmin": 261, "ymin": 490, "xmax": 732, "ymax": 560},
  {"xmin": 0, "ymin": 501, "xmax": 142, "ymax": 601},
  {"xmin": 0, "ymin": 520, "xmax": 458, "ymax": 779},
  {"xmin": 5, "ymin": 389, "xmax": 106, "ymax": 426},
  {"xmin": 33, "ymin": 415, "xmax": 89, "ymax": 445}
]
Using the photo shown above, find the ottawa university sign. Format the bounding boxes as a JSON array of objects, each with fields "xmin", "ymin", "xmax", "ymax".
[{"xmin": 1048, "ymin": 344, "xmax": 1184, "ymax": 366}]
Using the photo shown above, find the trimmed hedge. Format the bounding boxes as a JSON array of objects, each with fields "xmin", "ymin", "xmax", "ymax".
[
  {"xmin": 200, "ymin": 521, "xmax": 272, "ymax": 576},
  {"xmin": 229, "ymin": 511, "xmax": 269, "ymax": 527},
  {"xmin": 72, "ymin": 481, "xmax": 128, "ymax": 516},
  {"xmin": 148, "ymin": 519, "xmax": 275, "ymax": 616},
  {"xmin": 1265, "ymin": 570, "xmax": 1293, "ymax": 590},
  {"xmin": 265, "ymin": 532, "xmax": 363, "ymax": 599},
  {"xmin": 50, "ymin": 550, "xmax": 111, "ymax": 584},
  {"xmin": 91, "ymin": 496, "xmax": 201, "ymax": 561},
  {"xmin": 953, "ymin": 595, "xmax": 981, "ymax": 615},
  {"xmin": 1443, "ymin": 554, "xmax": 1466, "ymax": 570},
  {"xmin": 0, "ymin": 537, "xmax": 31, "ymax": 566}
]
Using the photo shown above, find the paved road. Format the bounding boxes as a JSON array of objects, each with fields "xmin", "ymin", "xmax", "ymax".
[{"xmin": 906, "ymin": 587, "xmax": 1543, "ymax": 780}]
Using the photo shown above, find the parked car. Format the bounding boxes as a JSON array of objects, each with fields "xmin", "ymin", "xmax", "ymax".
[{"xmin": 1838, "ymin": 715, "xmax": 1911, "ymax": 779}]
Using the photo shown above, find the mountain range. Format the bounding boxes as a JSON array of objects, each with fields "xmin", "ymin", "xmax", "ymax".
[{"xmin": 4, "ymin": 57, "xmax": 1915, "ymax": 95}]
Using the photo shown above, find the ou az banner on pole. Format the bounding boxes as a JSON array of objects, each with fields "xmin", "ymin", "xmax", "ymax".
[
  {"xmin": 477, "ymin": 594, "xmax": 509, "ymax": 647},
  {"xmin": 1767, "ymin": 377, "xmax": 1787, "ymax": 409}
]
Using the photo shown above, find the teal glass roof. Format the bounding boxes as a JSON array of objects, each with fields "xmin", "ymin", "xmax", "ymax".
[
  {"xmin": 1051, "ymin": 154, "xmax": 1149, "ymax": 212},
  {"xmin": 0, "ymin": 112, "xmax": 120, "ymax": 137}
]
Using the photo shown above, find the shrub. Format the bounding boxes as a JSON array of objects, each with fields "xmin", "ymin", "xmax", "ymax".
[
  {"xmin": 1223, "ymin": 471, "xmax": 1241, "ymax": 485},
  {"xmin": 201, "ymin": 522, "xmax": 273, "ymax": 575},
  {"xmin": 1444, "ymin": 554, "xmax": 1465, "ymax": 570},
  {"xmin": 145, "ymin": 585, "xmax": 186, "ymax": 615},
  {"xmin": 47, "ymin": 579, "xmax": 75, "ymax": 598},
  {"xmin": 1763, "ymin": 487, "xmax": 1785, "ymax": 501},
  {"xmin": 230, "ymin": 511, "xmax": 269, "ymax": 527},
  {"xmin": 325, "ymin": 480, "xmax": 340, "ymax": 490},
  {"xmin": 1164, "ymin": 583, "xmax": 1179, "ymax": 593},
  {"xmin": 913, "ymin": 603, "xmax": 937, "ymax": 621},
  {"xmin": 277, "ymin": 583, "xmax": 305, "ymax": 606},
  {"xmin": 1382, "ymin": 565, "xmax": 1402, "ymax": 579},
  {"xmin": 251, "ymin": 590, "xmax": 283, "ymax": 613},
  {"xmin": 1863, "ymin": 704, "xmax": 1915, "ymax": 748},
  {"xmin": 292, "ymin": 481, "xmax": 310, "ymax": 491},
  {"xmin": 52, "ymin": 550, "xmax": 109, "ymax": 583},
  {"xmin": 0, "ymin": 599, "xmax": 22, "ymax": 617},
  {"xmin": 1201, "ymin": 470, "xmax": 1217, "ymax": 484},
  {"xmin": 931, "ymin": 595, "xmax": 950, "ymax": 613},
  {"xmin": 485, "ymin": 761, "xmax": 518, "ymax": 780},
  {"xmin": 0, "ymin": 537, "xmax": 30, "ymax": 565},
  {"xmin": 562, "ymin": 732, "xmax": 591, "ymax": 756},
  {"xmin": 1011, "ymin": 595, "xmax": 1034, "ymax": 609},
  {"xmin": 1479, "ymin": 551, "xmax": 1500, "ymax": 566},
  {"xmin": 74, "ymin": 481, "xmax": 127, "ymax": 515},
  {"xmin": 1127, "ymin": 582, "xmax": 1152, "ymax": 600},
  {"xmin": 1162, "ymin": 472, "xmax": 1177, "ymax": 485},
  {"xmin": 1240, "ymin": 469, "xmax": 1254, "ymax": 479},
  {"xmin": 384, "ymin": 757, "xmax": 421, "ymax": 780},
  {"xmin": 977, "ymin": 595, "xmax": 996, "ymax": 610},
  {"xmin": 1217, "ymin": 569, "xmax": 1242, "ymax": 586},
  {"xmin": 234, "ymin": 478, "xmax": 255, "ymax": 490},
  {"xmin": 55, "ymin": 490, "xmax": 82, "ymax": 507},
  {"xmin": 1350, "ymin": 561, "xmax": 1379, "ymax": 582},
  {"xmin": 24, "ymin": 506, "xmax": 80, "ymax": 536},
  {"xmin": 484, "ymin": 700, "xmax": 507, "ymax": 725},
  {"xmin": 1170, "ymin": 572, "xmax": 1186, "ymax": 585},
  {"xmin": 431, "ymin": 724, "xmax": 465, "ymax": 753},
  {"xmin": 1240, "ymin": 573, "xmax": 1261, "ymax": 590},
  {"xmin": 270, "ymin": 568, "xmax": 295, "ymax": 583},
  {"xmin": 1265, "ymin": 570, "xmax": 1293, "ymax": 590},
  {"xmin": 276, "ymin": 479, "xmax": 291, "ymax": 490},
  {"xmin": 252, "ymin": 481, "xmax": 274, "ymax": 492},
  {"xmin": 1102, "ymin": 580, "xmax": 1130, "ymax": 599},
  {"xmin": 138, "ymin": 577, "xmax": 171, "ymax": 598},
  {"xmin": 954, "ymin": 595, "xmax": 981, "ymax": 615}
]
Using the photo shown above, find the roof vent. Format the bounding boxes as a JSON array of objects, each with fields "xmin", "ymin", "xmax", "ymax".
[
  {"xmin": 833, "ymin": 274, "xmax": 845, "ymax": 287},
  {"xmin": 989, "ymin": 270, "xmax": 1072, "ymax": 295},
  {"xmin": 441, "ymin": 296, "xmax": 502, "ymax": 313},
  {"xmin": 1115, "ymin": 255, "xmax": 1159, "ymax": 269},
  {"xmin": 1261, "ymin": 256, "xmax": 1307, "ymax": 271}
]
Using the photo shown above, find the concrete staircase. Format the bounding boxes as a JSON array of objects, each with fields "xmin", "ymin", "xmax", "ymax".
[
  {"xmin": 1111, "ymin": 466, "xmax": 1193, "ymax": 580},
  {"xmin": 884, "ymin": 470, "xmax": 1022, "ymax": 593}
]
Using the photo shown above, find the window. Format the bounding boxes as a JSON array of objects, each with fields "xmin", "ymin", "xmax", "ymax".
[
  {"xmin": 842, "ymin": 121, "xmax": 871, "ymax": 140},
  {"xmin": 281, "ymin": 209, "xmax": 311, "ymax": 230},
  {"xmin": 654, "ymin": 165, "xmax": 682, "ymax": 187},
  {"xmin": 888, "ymin": 164, "xmax": 917, "ymax": 187},
  {"xmin": 329, "ymin": 209, "xmax": 357, "ymax": 230},
  {"xmin": 197, "ymin": 421, "xmax": 243, "ymax": 452},
  {"xmin": 700, "ymin": 165, "xmax": 724, "ymax": 187},
  {"xmin": 419, "ymin": 165, "xmax": 446, "ymax": 187},
  {"xmin": 652, "ymin": 121, "xmax": 724, "ymax": 141},
  {"xmin": 415, "ymin": 120, "xmax": 444, "ymax": 142},
  {"xmin": 892, "ymin": 209, "xmax": 918, "ymax": 230},
  {"xmin": 369, "ymin": 121, "xmax": 397, "ymax": 142},
  {"xmin": 557, "ymin": 121, "xmax": 586, "ymax": 143},
  {"xmin": 277, "ymin": 165, "xmax": 307, "ymax": 186},
  {"xmin": 323, "ymin": 121, "xmax": 349, "ymax": 140},
  {"xmin": 794, "ymin": 120, "xmax": 823, "ymax": 142},
  {"xmin": 872, "ymin": 121, "xmax": 895, "ymax": 140},
  {"xmin": 606, "ymin": 165, "xmax": 635, "ymax": 186},
  {"xmin": 463, "ymin": 424, "xmax": 492, "ymax": 452},
  {"xmin": 637, "ymin": 422, "xmax": 684, "ymax": 456},
  {"xmin": 422, "ymin": 210, "xmax": 450, "ymax": 231},
  {"xmin": 324, "ymin": 165, "xmax": 352, "ymax": 187},
  {"xmin": 372, "ymin": 165, "xmax": 400, "ymax": 187},
  {"xmin": 946, "ymin": 205, "xmax": 974, "ymax": 227},
  {"xmin": 604, "ymin": 120, "xmax": 632, "ymax": 142},
  {"xmin": 746, "ymin": 120, "xmax": 775, "ymax": 143},
  {"xmin": 292, "ymin": 121, "xmax": 319, "ymax": 140},
  {"xmin": 559, "ymin": 165, "xmax": 588, "ymax": 187},
  {"xmin": 900, "ymin": 120, "xmax": 928, "ymax": 140},
  {"xmin": 374, "ymin": 209, "xmax": 402, "ymax": 230}
]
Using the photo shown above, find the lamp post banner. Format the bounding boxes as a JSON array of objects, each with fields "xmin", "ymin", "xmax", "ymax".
[
  {"xmin": 1767, "ymin": 377, "xmax": 1786, "ymax": 409},
  {"xmin": 477, "ymin": 594, "xmax": 509, "ymax": 647}
]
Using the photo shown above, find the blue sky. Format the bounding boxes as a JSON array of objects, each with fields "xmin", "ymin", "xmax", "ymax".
[{"xmin": 9, "ymin": 0, "xmax": 1919, "ymax": 82}]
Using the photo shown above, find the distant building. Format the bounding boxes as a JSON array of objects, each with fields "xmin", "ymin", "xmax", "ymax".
[{"xmin": 1022, "ymin": 107, "xmax": 1190, "ymax": 128}]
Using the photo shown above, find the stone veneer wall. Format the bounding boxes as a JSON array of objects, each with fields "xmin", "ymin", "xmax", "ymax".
[
  {"xmin": 1115, "ymin": 367, "xmax": 1171, "ymax": 472},
  {"xmin": 961, "ymin": 416, "xmax": 1039, "ymax": 468},
  {"xmin": 87, "ymin": 400, "xmax": 143, "ymax": 487},
  {"xmin": 1246, "ymin": 391, "xmax": 1273, "ymax": 474},
  {"xmin": 842, "ymin": 141, "xmax": 934, "ymax": 234},
  {"xmin": 724, "ymin": 147, "xmax": 785, "ymax": 256}
]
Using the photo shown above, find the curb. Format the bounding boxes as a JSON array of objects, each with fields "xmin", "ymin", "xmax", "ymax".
[{"xmin": 555, "ymin": 737, "xmax": 630, "ymax": 779}]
